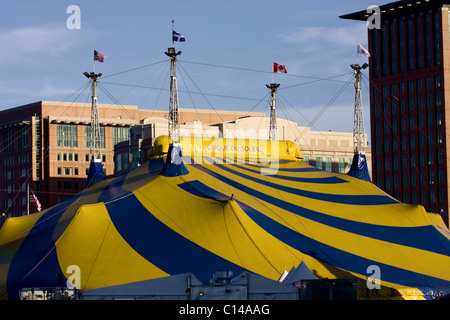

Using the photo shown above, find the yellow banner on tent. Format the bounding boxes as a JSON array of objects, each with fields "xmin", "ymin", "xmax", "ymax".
[{"xmin": 149, "ymin": 135, "xmax": 303, "ymax": 164}]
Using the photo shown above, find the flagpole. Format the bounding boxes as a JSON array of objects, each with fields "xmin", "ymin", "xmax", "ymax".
[
  {"xmin": 172, "ymin": 20, "xmax": 175, "ymax": 48},
  {"xmin": 27, "ymin": 183, "xmax": 29, "ymax": 215}
]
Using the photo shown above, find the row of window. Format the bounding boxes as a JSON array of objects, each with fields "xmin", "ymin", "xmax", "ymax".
[
  {"xmin": 2, "ymin": 154, "xmax": 31, "ymax": 167},
  {"xmin": 303, "ymin": 156, "xmax": 353, "ymax": 173},
  {"xmin": 1, "ymin": 126, "xmax": 30, "ymax": 153},
  {"xmin": 374, "ymin": 131, "xmax": 443, "ymax": 155},
  {"xmin": 373, "ymin": 76, "xmax": 441, "ymax": 99},
  {"xmin": 377, "ymin": 174, "xmax": 445, "ymax": 197},
  {"xmin": 373, "ymin": 92, "xmax": 442, "ymax": 119},
  {"xmin": 56, "ymin": 152, "xmax": 107, "ymax": 162},
  {"xmin": 374, "ymin": 111, "xmax": 442, "ymax": 136},
  {"xmin": 376, "ymin": 149, "xmax": 445, "ymax": 172},
  {"xmin": 56, "ymin": 125, "xmax": 129, "ymax": 148},
  {"xmin": 3, "ymin": 168, "xmax": 29, "ymax": 181},
  {"xmin": 57, "ymin": 166, "xmax": 107, "ymax": 176},
  {"xmin": 391, "ymin": 188, "xmax": 445, "ymax": 211}
]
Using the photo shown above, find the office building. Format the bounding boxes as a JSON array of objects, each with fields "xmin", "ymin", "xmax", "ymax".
[{"xmin": 341, "ymin": 0, "xmax": 450, "ymax": 224}]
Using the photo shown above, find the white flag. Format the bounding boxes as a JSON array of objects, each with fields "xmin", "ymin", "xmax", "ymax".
[{"xmin": 357, "ymin": 43, "xmax": 371, "ymax": 57}]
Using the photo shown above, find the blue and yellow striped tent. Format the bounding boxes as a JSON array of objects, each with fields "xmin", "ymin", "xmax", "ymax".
[{"xmin": 1, "ymin": 136, "xmax": 450, "ymax": 300}]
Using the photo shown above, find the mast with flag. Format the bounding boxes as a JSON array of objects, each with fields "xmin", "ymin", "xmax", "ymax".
[
  {"xmin": 266, "ymin": 62, "xmax": 286, "ymax": 141},
  {"xmin": 83, "ymin": 50, "xmax": 106, "ymax": 188},
  {"xmin": 165, "ymin": 20, "xmax": 184, "ymax": 145},
  {"xmin": 348, "ymin": 43, "xmax": 371, "ymax": 182}
]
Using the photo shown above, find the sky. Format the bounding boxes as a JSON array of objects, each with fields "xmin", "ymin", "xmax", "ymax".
[{"xmin": 0, "ymin": 0, "xmax": 379, "ymax": 136}]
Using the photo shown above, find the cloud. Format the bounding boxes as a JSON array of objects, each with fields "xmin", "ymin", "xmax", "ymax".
[
  {"xmin": 278, "ymin": 25, "xmax": 367, "ymax": 49},
  {"xmin": 275, "ymin": 24, "xmax": 369, "ymax": 77},
  {"xmin": 0, "ymin": 24, "xmax": 82, "ymax": 66}
]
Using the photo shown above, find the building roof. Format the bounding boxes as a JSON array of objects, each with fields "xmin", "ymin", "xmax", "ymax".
[{"xmin": 340, "ymin": 0, "xmax": 445, "ymax": 21}]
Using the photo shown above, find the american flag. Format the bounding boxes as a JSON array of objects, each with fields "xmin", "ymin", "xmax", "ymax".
[
  {"xmin": 94, "ymin": 50, "xmax": 106, "ymax": 63},
  {"xmin": 30, "ymin": 189, "xmax": 42, "ymax": 212}
]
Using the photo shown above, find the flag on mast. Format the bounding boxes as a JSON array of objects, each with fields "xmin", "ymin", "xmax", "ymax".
[
  {"xmin": 273, "ymin": 62, "xmax": 287, "ymax": 73},
  {"xmin": 357, "ymin": 43, "xmax": 370, "ymax": 57},
  {"xmin": 173, "ymin": 30, "xmax": 185, "ymax": 42},
  {"xmin": 29, "ymin": 189, "xmax": 42, "ymax": 212},
  {"xmin": 94, "ymin": 50, "xmax": 106, "ymax": 62}
]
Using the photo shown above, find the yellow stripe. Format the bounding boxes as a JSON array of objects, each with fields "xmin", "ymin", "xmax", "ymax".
[{"xmin": 56, "ymin": 203, "xmax": 168, "ymax": 291}]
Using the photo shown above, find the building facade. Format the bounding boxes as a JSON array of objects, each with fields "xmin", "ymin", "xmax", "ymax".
[
  {"xmin": 114, "ymin": 115, "xmax": 370, "ymax": 177},
  {"xmin": 341, "ymin": 0, "xmax": 450, "ymax": 224},
  {"xmin": 0, "ymin": 101, "xmax": 264, "ymax": 219}
]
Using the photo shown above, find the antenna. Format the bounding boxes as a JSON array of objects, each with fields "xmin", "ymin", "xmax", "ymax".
[
  {"xmin": 266, "ymin": 83, "xmax": 280, "ymax": 140},
  {"xmin": 350, "ymin": 63, "xmax": 368, "ymax": 154},
  {"xmin": 84, "ymin": 71, "xmax": 103, "ymax": 161},
  {"xmin": 347, "ymin": 62, "xmax": 371, "ymax": 182},
  {"xmin": 165, "ymin": 21, "xmax": 182, "ymax": 145},
  {"xmin": 83, "ymin": 71, "xmax": 105, "ymax": 187}
]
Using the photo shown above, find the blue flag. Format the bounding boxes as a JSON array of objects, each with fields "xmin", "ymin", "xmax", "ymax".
[{"xmin": 173, "ymin": 30, "xmax": 185, "ymax": 42}]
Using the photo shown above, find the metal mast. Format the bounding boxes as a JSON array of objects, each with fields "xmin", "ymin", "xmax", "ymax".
[
  {"xmin": 83, "ymin": 71, "xmax": 102, "ymax": 161},
  {"xmin": 266, "ymin": 83, "xmax": 280, "ymax": 141},
  {"xmin": 350, "ymin": 63, "xmax": 368, "ymax": 154},
  {"xmin": 165, "ymin": 21, "xmax": 182, "ymax": 145}
]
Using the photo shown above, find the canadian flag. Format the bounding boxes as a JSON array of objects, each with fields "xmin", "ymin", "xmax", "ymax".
[{"xmin": 273, "ymin": 62, "xmax": 287, "ymax": 73}]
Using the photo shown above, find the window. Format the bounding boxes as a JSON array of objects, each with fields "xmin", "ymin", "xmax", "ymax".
[
  {"xmin": 425, "ymin": 14, "xmax": 431, "ymax": 67},
  {"xmin": 390, "ymin": 22, "xmax": 396, "ymax": 74},
  {"xmin": 407, "ymin": 17, "xmax": 413, "ymax": 70},
  {"xmin": 315, "ymin": 157, "xmax": 322, "ymax": 170},
  {"xmin": 85, "ymin": 126, "xmax": 105, "ymax": 149},
  {"xmin": 325, "ymin": 157, "xmax": 332, "ymax": 172},
  {"xmin": 436, "ymin": 92, "xmax": 441, "ymax": 106},
  {"xmin": 428, "ymin": 151, "xmax": 434, "ymax": 165},
  {"xmin": 3, "ymin": 128, "xmax": 14, "ymax": 152},
  {"xmin": 437, "ymin": 130, "xmax": 443, "ymax": 144},
  {"xmin": 57, "ymin": 124, "xmax": 77, "ymax": 147},
  {"xmin": 416, "ymin": 17, "xmax": 422, "ymax": 69},
  {"xmin": 64, "ymin": 167, "xmax": 73, "ymax": 175},
  {"xmin": 338, "ymin": 158, "xmax": 345, "ymax": 173},
  {"xmin": 435, "ymin": 75, "xmax": 441, "ymax": 87},
  {"xmin": 434, "ymin": 12, "xmax": 440, "ymax": 65},
  {"xmin": 18, "ymin": 127, "xmax": 29, "ymax": 150},
  {"xmin": 399, "ymin": 21, "xmax": 405, "ymax": 72},
  {"xmin": 113, "ymin": 127, "xmax": 130, "ymax": 146}
]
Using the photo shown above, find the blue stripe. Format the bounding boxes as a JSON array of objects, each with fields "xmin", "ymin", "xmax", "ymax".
[
  {"xmin": 199, "ymin": 161, "xmax": 398, "ymax": 205},
  {"xmin": 105, "ymin": 193, "xmax": 246, "ymax": 284},
  {"xmin": 176, "ymin": 179, "xmax": 450, "ymax": 291},
  {"xmin": 98, "ymin": 158, "xmax": 165, "ymax": 203},
  {"xmin": 7, "ymin": 196, "xmax": 80, "ymax": 299},
  {"xmin": 225, "ymin": 162, "xmax": 348, "ymax": 184},
  {"xmin": 190, "ymin": 166, "xmax": 450, "ymax": 256},
  {"xmin": 235, "ymin": 201, "xmax": 450, "ymax": 292}
]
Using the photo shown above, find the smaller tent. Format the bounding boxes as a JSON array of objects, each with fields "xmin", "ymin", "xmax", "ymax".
[
  {"xmin": 282, "ymin": 261, "xmax": 317, "ymax": 284},
  {"xmin": 80, "ymin": 273, "xmax": 202, "ymax": 300}
]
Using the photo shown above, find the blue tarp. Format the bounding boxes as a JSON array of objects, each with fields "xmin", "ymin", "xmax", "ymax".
[{"xmin": 347, "ymin": 152, "xmax": 371, "ymax": 182}]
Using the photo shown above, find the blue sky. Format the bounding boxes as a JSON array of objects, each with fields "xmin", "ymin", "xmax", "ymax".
[{"xmin": 0, "ymin": 0, "xmax": 378, "ymax": 135}]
